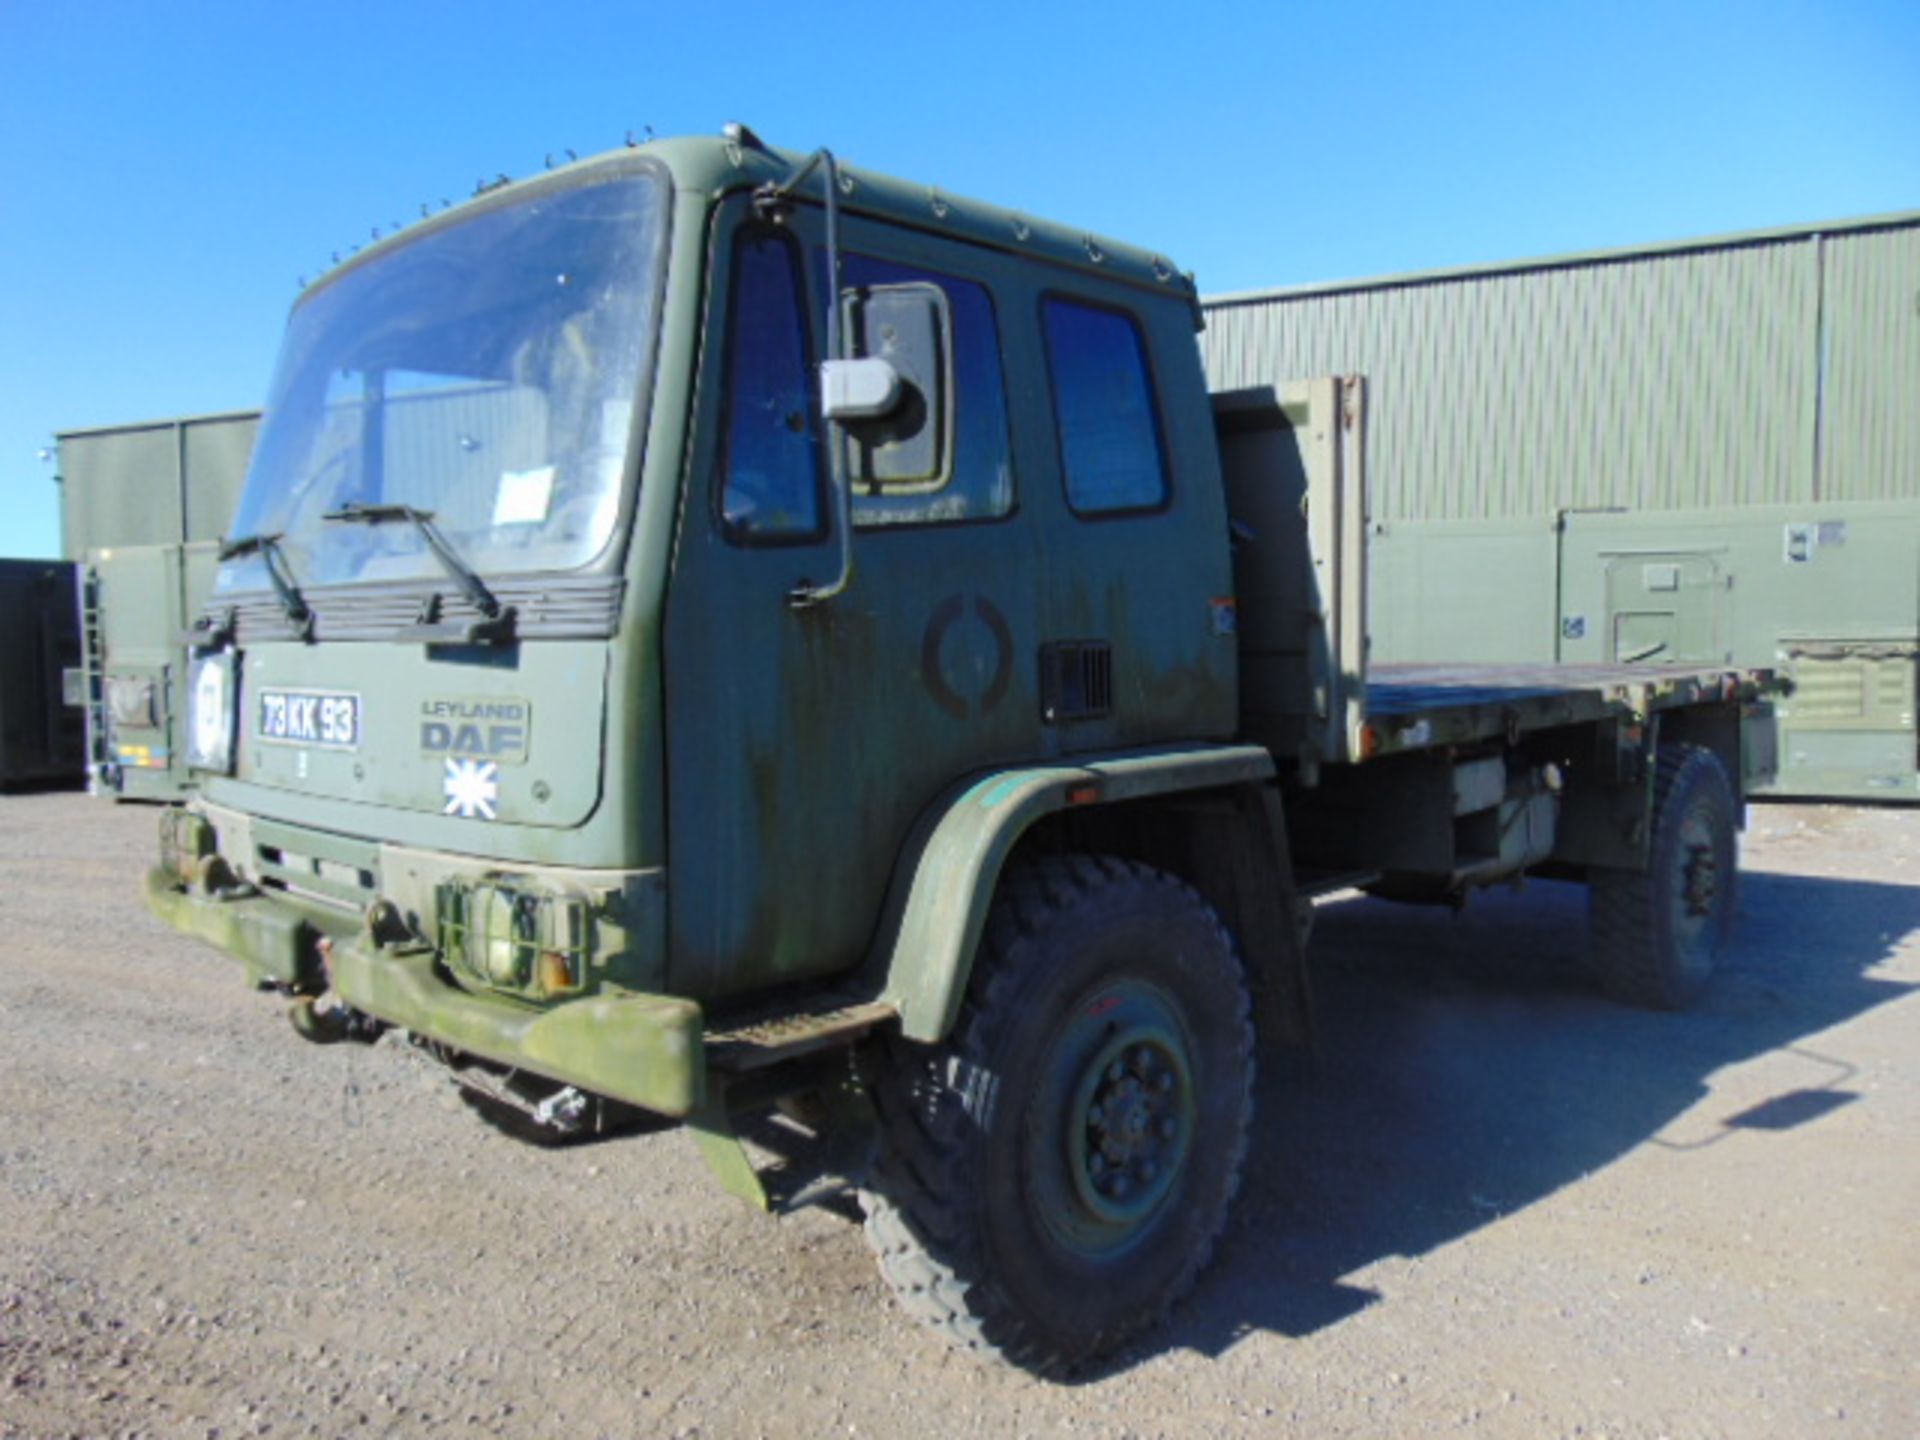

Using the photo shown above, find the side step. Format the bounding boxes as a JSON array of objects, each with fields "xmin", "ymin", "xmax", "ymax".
[{"xmin": 705, "ymin": 997, "xmax": 898, "ymax": 1073}]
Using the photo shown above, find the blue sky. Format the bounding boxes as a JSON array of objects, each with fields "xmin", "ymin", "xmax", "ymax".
[{"xmin": 3, "ymin": 0, "xmax": 1915, "ymax": 558}]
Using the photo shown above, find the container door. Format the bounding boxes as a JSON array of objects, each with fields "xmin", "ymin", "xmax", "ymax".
[
  {"xmin": 1603, "ymin": 551, "xmax": 1731, "ymax": 664},
  {"xmin": 1557, "ymin": 522, "xmax": 1733, "ymax": 666},
  {"xmin": 93, "ymin": 544, "xmax": 190, "ymax": 798}
]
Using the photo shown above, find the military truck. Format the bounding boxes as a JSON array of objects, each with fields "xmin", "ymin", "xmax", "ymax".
[{"xmin": 146, "ymin": 127, "xmax": 1775, "ymax": 1373}]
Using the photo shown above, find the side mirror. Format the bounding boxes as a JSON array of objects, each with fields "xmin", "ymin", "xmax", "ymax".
[
  {"xmin": 836, "ymin": 281, "xmax": 952, "ymax": 489},
  {"xmin": 820, "ymin": 356, "xmax": 903, "ymax": 422}
]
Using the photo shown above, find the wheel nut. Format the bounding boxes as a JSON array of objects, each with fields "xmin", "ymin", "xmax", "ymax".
[
  {"xmin": 1158, "ymin": 1116, "xmax": 1177, "ymax": 1139},
  {"xmin": 1110, "ymin": 1174, "xmax": 1132, "ymax": 1200},
  {"xmin": 1156, "ymin": 1071, "xmax": 1174, "ymax": 1093},
  {"xmin": 1139, "ymin": 1161, "xmax": 1157, "ymax": 1182},
  {"xmin": 1107, "ymin": 1060, "xmax": 1125, "ymax": 1083},
  {"xmin": 1133, "ymin": 1046, "xmax": 1153, "ymax": 1073}
]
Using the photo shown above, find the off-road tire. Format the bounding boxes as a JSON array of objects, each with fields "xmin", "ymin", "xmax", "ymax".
[
  {"xmin": 859, "ymin": 855, "xmax": 1255, "ymax": 1374},
  {"xmin": 1590, "ymin": 743, "xmax": 1738, "ymax": 1009}
]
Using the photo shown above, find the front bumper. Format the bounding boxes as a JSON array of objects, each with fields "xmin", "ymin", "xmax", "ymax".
[{"xmin": 145, "ymin": 869, "xmax": 706, "ymax": 1117}]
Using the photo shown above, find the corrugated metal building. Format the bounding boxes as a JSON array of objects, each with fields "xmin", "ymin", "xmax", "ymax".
[{"xmin": 1199, "ymin": 212, "xmax": 1920, "ymax": 800}]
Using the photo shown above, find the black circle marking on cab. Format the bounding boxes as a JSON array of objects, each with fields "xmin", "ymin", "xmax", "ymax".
[
  {"xmin": 922, "ymin": 593, "xmax": 1014, "ymax": 720},
  {"xmin": 922, "ymin": 596, "xmax": 968, "ymax": 719},
  {"xmin": 975, "ymin": 597, "xmax": 1013, "ymax": 714}
]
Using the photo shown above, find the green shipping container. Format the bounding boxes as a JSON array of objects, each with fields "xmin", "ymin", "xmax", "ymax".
[
  {"xmin": 56, "ymin": 412, "xmax": 261, "ymax": 800},
  {"xmin": 0, "ymin": 558, "xmax": 84, "ymax": 789}
]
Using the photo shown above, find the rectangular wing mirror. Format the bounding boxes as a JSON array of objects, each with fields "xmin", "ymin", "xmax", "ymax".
[
  {"xmin": 836, "ymin": 281, "xmax": 952, "ymax": 489},
  {"xmin": 821, "ymin": 356, "xmax": 903, "ymax": 422}
]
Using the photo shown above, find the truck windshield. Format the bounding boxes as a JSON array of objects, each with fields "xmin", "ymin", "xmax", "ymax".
[{"xmin": 218, "ymin": 168, "xmax": 665, "ymax": 597}]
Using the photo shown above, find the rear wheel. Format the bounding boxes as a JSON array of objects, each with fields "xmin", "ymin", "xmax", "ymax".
[
  {"xmin": 860, "ymin": 855, "xmax": 1254, "ymax": 1374},
  {"xmin": 1590, "ymin": 743, "xmax": 1738, "ymax": 1009}
]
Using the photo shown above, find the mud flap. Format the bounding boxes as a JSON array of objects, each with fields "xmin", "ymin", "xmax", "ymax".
[{"xmin": 691, "ymin": 1073, "xmax": 880, "ymax": 1214}]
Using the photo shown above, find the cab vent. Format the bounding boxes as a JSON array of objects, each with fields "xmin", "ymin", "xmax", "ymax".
[{"xmin": 1040, "ymin": 641, "xmax": 1113, "ymax": 723}]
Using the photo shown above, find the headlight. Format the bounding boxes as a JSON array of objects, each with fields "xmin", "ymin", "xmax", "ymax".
[
  {"xmin": 186, "ymin": 651, "xmax": 237, "ymax": 773},
  {"xmin": 437, "ymin": 879, "xmax": 591, "ymax": 999}
]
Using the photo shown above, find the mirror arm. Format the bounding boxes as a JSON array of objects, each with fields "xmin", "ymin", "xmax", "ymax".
[{"xmin": 769, "ymin": 148, "xmax": 855, "ymax": 611}]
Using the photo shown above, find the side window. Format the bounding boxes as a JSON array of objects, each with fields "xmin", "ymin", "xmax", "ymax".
[
  {"xmin": 720, "ymin": 229, "xmax": 822, "ymax": 542},
  {"xmin": 841, "ymin": 253, "xmax": 1014, "ymax": 527},
  {"xmin": 1041, "ymin": 298, "xmax": 1168, "ymax": 515}
]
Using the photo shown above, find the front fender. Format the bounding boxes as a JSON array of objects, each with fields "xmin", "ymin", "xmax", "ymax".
[{"xmin": 870, "ymin": 744, "xmax": 1275, "ymax": 1041}]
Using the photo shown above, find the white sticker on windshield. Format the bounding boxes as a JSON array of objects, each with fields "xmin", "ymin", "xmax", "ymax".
[
  {"xmin": 601, "ymin": 399, "xmax": 630, "ymax": 455},
  {"xmin": 493, "ymin": 466, "xmax": 555, "ymax": 525}
]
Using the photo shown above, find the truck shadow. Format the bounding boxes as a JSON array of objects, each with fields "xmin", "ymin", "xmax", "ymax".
[{"xmin": 1121, "ymin": 867, "xmax": 1920, "ymax": 1373}]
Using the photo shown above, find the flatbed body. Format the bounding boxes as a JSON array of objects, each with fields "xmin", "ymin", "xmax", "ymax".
[
  {"xmin": 1357, "ymin": 661, "xmax": 1769, "ymax": 759},
  {"xmin": 1213, "ymin": 376, "xmax": 1777, "ymax": 777}
]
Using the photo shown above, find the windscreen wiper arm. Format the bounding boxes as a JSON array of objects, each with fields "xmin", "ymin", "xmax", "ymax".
[
  {"xmin": 321, "ymin": 502, "xmax": 504, "ymax": 620},
  {"xmin": 216, "ymin": 531, "xmax": 315, "ymax": 639}
]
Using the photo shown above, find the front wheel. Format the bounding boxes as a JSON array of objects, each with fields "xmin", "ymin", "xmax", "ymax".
[
  {"xmin": 1590, "ymin": 743, "xmax": 1738, "ymax": 1009},
  {"xmin": 860, "ymin": 855, "xmax": 1255, "ymax": 1374}
]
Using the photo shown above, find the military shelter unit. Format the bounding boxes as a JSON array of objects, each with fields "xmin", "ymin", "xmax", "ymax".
[
  {"xmin": 1200, "ymin": 210, "xmax": 1920, "ymax": 802},
  {"xmin": 57, "ymin": 410, "xmax": 261, "ymax": 799},
  {"xmin": 0, "ymin": 558, "xmax": 84, "ymax": 789}
]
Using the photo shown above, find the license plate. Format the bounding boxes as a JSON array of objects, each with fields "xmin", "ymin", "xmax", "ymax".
[{"xmin": 257, "ymin": 689, "xmax": 361, "ymax": 749}]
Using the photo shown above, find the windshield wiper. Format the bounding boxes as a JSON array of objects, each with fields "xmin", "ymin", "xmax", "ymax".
[
  {"xmin": 215, "ymin": 531, "xmax": 315, "ymax": 640},
  {"xmin": 321, "ymin": 502, "xmax": 515, "ymax": 643}
]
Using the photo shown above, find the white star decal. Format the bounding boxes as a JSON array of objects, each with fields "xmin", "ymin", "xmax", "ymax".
[{"xmin": 442, "ymin": 758, "xmax": 500, "ymax": 820}]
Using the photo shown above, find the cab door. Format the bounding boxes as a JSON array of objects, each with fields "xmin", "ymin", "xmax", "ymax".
[
  {"xmin": 662, "ymin": 197, "xmax": 1042, "ymax": 1001},
  {"xmin": 1020, "ymin": 283, "xmax": 1239, "ymax": 755}
]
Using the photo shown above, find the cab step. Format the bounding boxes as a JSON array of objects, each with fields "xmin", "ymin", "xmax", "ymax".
[{"xmin": 705, "ymin": 997, "xmax": 898, "ymax": 1073}]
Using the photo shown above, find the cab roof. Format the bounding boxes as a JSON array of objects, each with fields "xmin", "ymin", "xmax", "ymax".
[{"xmin": 307, "ymin": 125, "xmax": 1198, "ymax": 308}]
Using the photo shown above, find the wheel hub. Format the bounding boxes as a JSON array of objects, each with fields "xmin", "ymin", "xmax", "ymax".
[
  {"xmin": 1682, "ymin": 840, "xmax": 1718, "ymax": 917},
  {"xmin": 1068, "ymin": 1027, "xmax": 1191, "ymax": 1225}
]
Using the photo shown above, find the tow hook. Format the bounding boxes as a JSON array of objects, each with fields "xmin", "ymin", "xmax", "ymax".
[
  {"xmin": 411, "ymin": 1039, "xmax": 638, "ymax": 1141},
  {"xmin": 288, "ymin": 993, "xmax": 386, "ymax": 1045},
  {"xmin": 288, "ymin": 933, "xmax": 386, "ymax": 1043},
  {"xmin": 532, "ymin": 1086, "xmax": 592, "ymax": 1134}
]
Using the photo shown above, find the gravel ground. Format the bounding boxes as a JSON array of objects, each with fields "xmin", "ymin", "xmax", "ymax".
[{"xmin": 2, "ymin": 793, "xmax": 1916, "ymax": 1439}]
